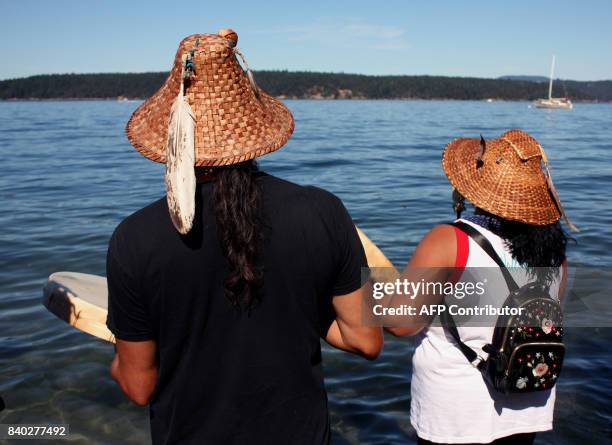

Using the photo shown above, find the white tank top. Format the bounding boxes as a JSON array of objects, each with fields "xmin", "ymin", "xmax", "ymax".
[{"xmin": 410, "ymin": 219, "xmax": 564, "ymax": 443}]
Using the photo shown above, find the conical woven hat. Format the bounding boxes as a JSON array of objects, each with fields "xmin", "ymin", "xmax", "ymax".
[
  {"xmin": 126, "ymin": 31, "xmax": 294, "ymax": 166},
  {"xmin": 442, "ymin": 129, "xmax": 565, "ymax": 226}
]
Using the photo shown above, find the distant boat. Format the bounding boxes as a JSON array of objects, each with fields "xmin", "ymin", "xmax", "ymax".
[{"xmin": 534, "ymin": 56, "xmax": 573, "ymax": 109}]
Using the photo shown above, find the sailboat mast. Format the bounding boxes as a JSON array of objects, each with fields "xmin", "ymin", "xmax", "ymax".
[{"xmin": 548, "ymin": 55, "xmax": 555, "ymax": 100}]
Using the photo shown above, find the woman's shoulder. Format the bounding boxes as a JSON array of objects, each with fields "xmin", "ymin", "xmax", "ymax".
[
  {"xmin": 409, "ymin": 224, "xmax": 458, "ymax": 268},
  {"xmin": 422, "ymin": 223, "xmax": 459, "ymax": 247}
]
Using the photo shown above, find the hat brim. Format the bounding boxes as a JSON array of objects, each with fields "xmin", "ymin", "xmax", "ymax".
[
  {"xmin": 125, "ymin": 34, "xmax": 294, "ymax": 167},
  {"xmin": 126, "ymin": 88, "xmax": 294, "ymax": 167}
]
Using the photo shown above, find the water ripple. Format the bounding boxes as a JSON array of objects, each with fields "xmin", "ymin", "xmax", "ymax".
[{"xmin": 0, "ymin": 100, "xmax": 611, "ymax": 444}]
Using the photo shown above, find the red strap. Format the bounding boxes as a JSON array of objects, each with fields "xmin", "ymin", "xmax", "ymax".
[
  {"xmin": 449, "ymin": 226, "xmax": 469, "ymax": 283},
  {"xmin": 562, "ymin": 258, "xmax": 567, "ymax": 274}
]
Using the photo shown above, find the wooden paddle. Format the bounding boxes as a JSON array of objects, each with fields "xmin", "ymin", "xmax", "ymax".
[
  {"xmin": 355, "ymin": 227, "xmax": 400, "ymax": 283},
  {"xmin": 43, "ymin": 227, "xmax": 397, "ymax": 343},
  {"xmin": 43, "ymin": 272, "xmax": 116, "ymax": 343}
]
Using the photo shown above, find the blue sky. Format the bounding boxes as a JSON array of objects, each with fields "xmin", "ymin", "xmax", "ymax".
[{"xmin": 1, "ymin": 0, "xmax": 611, "ymax": 80}]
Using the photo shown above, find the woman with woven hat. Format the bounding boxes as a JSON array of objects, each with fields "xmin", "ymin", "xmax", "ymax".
[
  {"xmin": 106, "ymin": 30, "xmax": 382, "ymax": 445},
  {"xmin": 385, "ymin": 129, "xmax": 575, "ymax": 444}
]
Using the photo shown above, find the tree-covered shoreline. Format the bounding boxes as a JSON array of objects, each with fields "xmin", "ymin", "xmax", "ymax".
[{"xmin": 1, "ymin": 71, "xmax": 611, "ymax": 102}]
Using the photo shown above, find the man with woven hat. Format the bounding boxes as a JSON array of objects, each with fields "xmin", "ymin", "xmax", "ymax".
[
  {"xmin": 385, "ymin": 129, "xmax": 576, "ymax": 444},
  {"xmin": 106, "ymin": 30, "xmax": 382, "ymax": 444}
]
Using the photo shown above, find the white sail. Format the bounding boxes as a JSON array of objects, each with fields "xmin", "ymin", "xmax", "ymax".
[{"xmin": 548, "ymin": 55, "xmax": 555, "ymax": 100}]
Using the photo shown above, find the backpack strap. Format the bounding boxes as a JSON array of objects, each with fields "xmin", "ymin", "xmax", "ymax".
[
  {"xmin": 439, "ymin": 307, "xmax": 486, "ymax": 369},
  {"xmin": 450, "ymin": 221, "xmax": 519, "ymax": 292},
  {"xmin": 440, "ymin": 221, "xmax": 519, "ymax": 369}
]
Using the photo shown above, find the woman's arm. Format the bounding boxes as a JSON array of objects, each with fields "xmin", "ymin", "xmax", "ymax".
[{"xmin": 385, "ymin": 224, "xmax": 457, "ymax": 337}]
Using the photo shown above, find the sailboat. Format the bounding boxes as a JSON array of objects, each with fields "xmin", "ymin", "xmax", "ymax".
[{"xmin": 534, "ymin": 55, "xmax": 573, "ymax": 109}]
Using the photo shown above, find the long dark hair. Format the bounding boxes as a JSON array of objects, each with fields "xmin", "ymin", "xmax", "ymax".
[
  {"xmin": 453, "ymin": 192, "xmax": 568, "ymax": 282},
  {"xmin": 212, "ymin": 160, "xmax": 263, "ymax": 307},
  {"xmin": 493, "ymin": 215, "xmax": 568, "ymax": 270}
]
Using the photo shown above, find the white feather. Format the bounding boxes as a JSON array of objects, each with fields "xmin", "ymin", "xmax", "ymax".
[{"xmin": 165, "ymin": 92, "xmax": 196, "ymax": 234}]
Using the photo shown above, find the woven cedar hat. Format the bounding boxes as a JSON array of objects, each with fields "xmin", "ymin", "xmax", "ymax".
[
  {"xmin": 442, "ymin": 129, "xmax": 577, "ymax": 229},
  {"xmin": 125, "ymin": 30, "xmax": 294, "ymax": 234},
  {"xmin": 126, "ymin": 30, "xmax": 294, "ymax": 166}
]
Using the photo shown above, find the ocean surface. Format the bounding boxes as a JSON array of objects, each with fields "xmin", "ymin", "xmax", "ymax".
[{"xmin": 0, "ymin": 100, "xmax": 610, "ymax": 444}]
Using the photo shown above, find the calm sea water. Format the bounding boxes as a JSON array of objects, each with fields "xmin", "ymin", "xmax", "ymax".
[{"xmin": 0, "ymin": 100, "xmax": 610, "ymax": 444}]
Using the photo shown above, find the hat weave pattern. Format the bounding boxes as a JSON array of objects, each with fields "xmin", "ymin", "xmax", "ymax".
[
  {"xmin": 126, "ymin": 33, "xmax": 294, "ymax": 166},
  {"xmin": 442, "ymin": 129, "xmax": 562, "ymax": 225}
]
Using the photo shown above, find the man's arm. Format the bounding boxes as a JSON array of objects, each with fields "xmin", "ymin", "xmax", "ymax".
[
  {"xmin": 110, "ymin": 339, "xmax": 158, "ymax": 406},
  {"xmin": 106, "ymin": 227, "xmax": 158, "ymax": 405},
  {"xmin": 324, "ymin": 282, "xmax": 383, "ymax": 360}
]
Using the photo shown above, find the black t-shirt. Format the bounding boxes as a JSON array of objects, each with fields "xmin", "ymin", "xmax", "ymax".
[{"xmin": 106, "ymin": 173, "xmax": 368, "ymax": 445}]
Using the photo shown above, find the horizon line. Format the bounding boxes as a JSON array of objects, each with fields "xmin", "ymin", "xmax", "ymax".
[{"xmin": 1, "ymin": 71, "xmax": 611, "ymax": 83}]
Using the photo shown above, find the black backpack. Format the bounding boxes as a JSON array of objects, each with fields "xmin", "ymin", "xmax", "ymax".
[{"xmin": 442, "ymin": 221, "xmax": 565, "ymax": 394}]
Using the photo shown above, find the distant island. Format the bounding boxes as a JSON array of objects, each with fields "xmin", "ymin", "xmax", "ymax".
[
  {"xmin": 499, "ymin": 75, "xmax": 550, "ymax": 83},
  {"xmin": 1, "ymin": 71, "xmax": 611, "ymax": 102}
]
